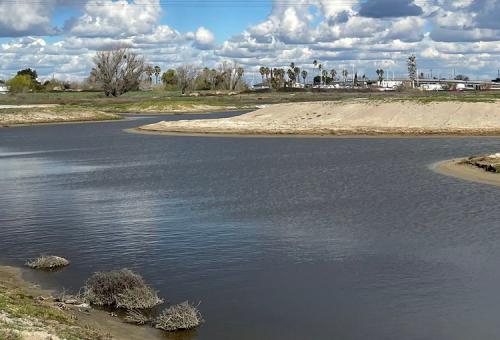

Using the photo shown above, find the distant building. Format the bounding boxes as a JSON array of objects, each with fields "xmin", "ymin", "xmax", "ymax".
[
  {"xmin": 252, "ymin": 83, "xmax": 270, "ymax": 90},
  {"xmin": 0, "ymin": 84, "xmax": 9, "ymax": 94},
  {"xmin": 420, "ymin": 83, "xmax": 444, "ymax": 91}
]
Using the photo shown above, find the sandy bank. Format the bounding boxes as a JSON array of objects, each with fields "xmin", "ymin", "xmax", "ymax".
[
  {"xmin": 434, "ymin": 160, "xmax": 500, "ymax": 187},
  {"xmin": 0, "ymin": 108, "xmax": 122, "ymax": 126},
  {"xmin": 138, "ymin": 100, "xmax": 500, "ymax": 136},
  {"xmin": 0, "ymin": 265, "xmax": 165, "ymax": 339}
]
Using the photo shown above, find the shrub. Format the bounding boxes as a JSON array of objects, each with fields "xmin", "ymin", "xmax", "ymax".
[
  {"xmin": 82, "ymin": 269, "xmax": 162, "ymax": 309},
  {"xmin": 6, "ymin": 75, "xmax": 33, "ymax": 93},
  {"xmin": 154, "ymin": 302, "xmax": 203, "ymax": 332},
  {"xmin": 124, "ymin": 309, "xmax": 151, "ymax": 325},
  {"xmin": 26, "ymin": 256, "xmax": 70, "ymax": 270}
]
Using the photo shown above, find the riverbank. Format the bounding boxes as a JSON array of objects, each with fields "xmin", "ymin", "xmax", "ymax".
[
  {"xmin": 0, "ymin": 107, "xmax": 122, "ymax": 126},
  {"xmin": 138, "ymin": 100, "xmax": 500, "ymax": 136},
  {"xmin": 435, "ymin": 159, "xmax": 500, "ymax": 187},
  {"xmin": 0, "ymin": 266, "xmax": 164, "ymax": 339}
]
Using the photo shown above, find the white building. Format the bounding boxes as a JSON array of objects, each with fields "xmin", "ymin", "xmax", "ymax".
[
  {"xmin": 420, "ymin": 83, "xmax": 444, "ymax": 91},
  {"xmin": 0, "ymin": 84, "xmax": 9, "ymax": 94},
  {"xmin": 379, "ymin": 80, "xmax": 403, "ymax": 90}
]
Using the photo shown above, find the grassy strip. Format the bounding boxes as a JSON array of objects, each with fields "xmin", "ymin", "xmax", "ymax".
[{"xmin": 0, "ymin": 280, "xmax": 109, "ymax": 339}]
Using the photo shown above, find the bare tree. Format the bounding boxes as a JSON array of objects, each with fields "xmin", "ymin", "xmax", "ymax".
[
  {"xmin": 92, "ymin": 49, "xmax": 145, "ymax": 97},
  {"xmin": 176, "ymin": 65, "xmax": 197, "ymax": 94}
]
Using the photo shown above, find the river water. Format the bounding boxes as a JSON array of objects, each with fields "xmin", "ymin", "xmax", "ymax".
[{"xmin": 1, "ymin": 113, "xmax": 499, "ymax": 339}]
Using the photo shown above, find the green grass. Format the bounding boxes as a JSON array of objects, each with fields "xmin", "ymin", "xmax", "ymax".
[
  {"xmin": 1, "ymin": 89, "xmax": 499, "ymax": 114},
  {"xmin": 0, "ymin": 283, "xmax": 109, "ymax": 339}
]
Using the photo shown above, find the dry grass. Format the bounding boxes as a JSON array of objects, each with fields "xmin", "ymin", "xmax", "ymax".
[
  {"xmin": 124, "ymin": 309, "xmax": 151, "ymax": 325},
  {"xmin": 154, "ymin": 302, "xmax": 203, "ymax": 332},
  {"xmin": 25, "ymin": 256, "xmax": 70, "ymax": 270},
  {"xmin": 82, "ymin": 269, "xmax": 163, "ymax": 309}
]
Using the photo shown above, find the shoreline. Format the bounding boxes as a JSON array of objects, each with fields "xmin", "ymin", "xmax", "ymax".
[
  {"xmin": 132, "ymin": 126, "xmax": 500, "ymax": 138},
  {"xmin": 137, "ymin": 100, "xmax": 500, "ymax": 137},
  {"xmin": 433, "ymin": 159, "xmax": 500, "ymax": 187},
  {"xmin": 0, "ymin": 265, "xmax": 166, "ymax": 339}
]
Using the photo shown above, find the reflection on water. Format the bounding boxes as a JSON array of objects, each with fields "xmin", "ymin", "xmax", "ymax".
[{"xmin": 0, "ymin": 116, "xmax": 499, "ymax": 339}]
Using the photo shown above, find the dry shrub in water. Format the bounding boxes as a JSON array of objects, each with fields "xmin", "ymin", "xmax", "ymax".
[
  {"xmin": 26, "ymin": 256, "xmax": 70, "ymax": 270},
  {"xmin": 83, "ymin": 269, "xmax": 162, "ymax": 309},
  {"xmin": 155, "ymin": 302, "xmax": 203, "ymax": 332}
]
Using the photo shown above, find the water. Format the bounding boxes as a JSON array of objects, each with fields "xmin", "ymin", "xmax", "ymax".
[{"xmin": 0, "ymin": 113, "xmax": 499, "ymax": 339}]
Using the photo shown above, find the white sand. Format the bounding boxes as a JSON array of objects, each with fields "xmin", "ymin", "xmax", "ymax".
[{"xmin": 139, "ymin": 100, "xmax": 500, "ymax": 136}]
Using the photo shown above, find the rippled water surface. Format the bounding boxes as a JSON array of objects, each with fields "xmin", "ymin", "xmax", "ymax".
[{"xmin": 1, "ymin": 113, "xmax": 500, "ymax": 339}]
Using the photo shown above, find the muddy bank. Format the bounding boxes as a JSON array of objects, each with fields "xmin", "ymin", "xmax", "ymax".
[
  {"xmin": 138, "ymin": 100, "xmax": 500, "ymax": 136},
  {"xmin": 0, "ymin": 266, "xmax": 166, "ymax": 339}
]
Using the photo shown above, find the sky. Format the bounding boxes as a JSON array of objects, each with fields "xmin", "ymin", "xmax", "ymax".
[{"xmin": 1, "ymin": 0, "xmax": 500, "ymax": 82}]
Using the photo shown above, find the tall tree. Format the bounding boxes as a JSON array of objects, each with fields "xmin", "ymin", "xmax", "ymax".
[
  {"xmin": 294, "ymin": 66, "xmax": 300, "ymax": 85},
  {"xmin": 407, "ymin": 54, "xmax": 417, "ymax": 87},
  {"xmin": 376, "ymin": 68, "xmax": 385, "ymax": 85},
  {"xmin": 301, "ymin": 70, "xmax": 308, "ymax": 84},
  {"xmin": 154, "ymin": 65, "xmax": 161, "ymax": 84},
  {"xmin": 259, "ymin": 66, "xmax": 266, "ymax": 84},
  {"xmin": 145, "ymin": 65, "xmax": 154, "ymax": 84},
  {"xmin": 330, "ymin": 69, "xmax": 337, "ymax": 82},
  {"xmin": 92, "ymin": 48, "xmax": 145, "ymax": 97}
]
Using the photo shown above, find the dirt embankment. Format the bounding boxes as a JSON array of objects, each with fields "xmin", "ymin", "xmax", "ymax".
[
  {"xmin": 138, "ymin": 100, "xmax": 500, "ymax": 136},
  {"xmin": 0, "ymin": 107, "xmax": 122, "ymax": 126}
]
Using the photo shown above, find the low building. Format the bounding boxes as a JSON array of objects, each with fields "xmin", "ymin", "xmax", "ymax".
[
  {"xmin": 420, "ymin": 83, "xmax": 444, "ymax": 91},
  {"xmin": 0, "ymin": 84, "xmax": 9, "ymax": 94}
]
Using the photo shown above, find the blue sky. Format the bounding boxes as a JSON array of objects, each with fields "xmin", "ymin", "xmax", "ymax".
[{"xmin": 1, "ymin": 0, "xmax": 500, "ymax": 81}]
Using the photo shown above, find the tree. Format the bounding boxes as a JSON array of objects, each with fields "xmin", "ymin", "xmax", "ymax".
[
  {"xmin": 454, "ymin": 74, "xmax": 469, "ymax": 81},
  {"xmin": 91, "ymin": 49, "xmax": 145, "ymax": 97},
  {"xmin": 376, "ymin": 68, "xmax": 385, "ymax": 85},
  {"xmin": 342, "ymin": 69, "xmax": 349, "ymax": 83},
  {"xmin": 161, "ymin": 69, "xmax": 177, "ymax": 88},
  {"xmin": 330, "ymin": 69, "xmax": 337, "ymax": 82},
  {"xmin": 301, "ymin": 70, "xmax": 308, "ymax": 84},
  {"xmin": 318, "ymin": 64, "xmax": 323, "ymax": 85},
  {"xmin": 154, "ymin": 66, "xmax": 161, "ymax": 84},
  {"xmin": 259, "ymin": 66, "xmax": 266, "ymax": 84},
  {"xmin": 287, "ymin": 68, "xmax": 295, "ymax": 87},
  {"xmin": 176, "ymin": 65, "xmax": 197, "ymax": 94},
  {"xmin": 294, "ymin": 66, "xmax": 300, "ymax": 85},
  {"xmin": 407, "ymin": 54, "xmax": 417, "ymax": 87},
  {"xmin": 17, "ymin": 68, "xmax": 38, "ymax": 82},
  {"xmin": 6, "ymin": 74, "xmax": 33, "ymax": 93},
  {"xmin": 145, "ymin": 65, "xmax": 154, "ymax": 84}
]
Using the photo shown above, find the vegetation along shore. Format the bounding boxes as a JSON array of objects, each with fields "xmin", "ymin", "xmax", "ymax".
[{"xmin": 435, "ymin": 153, "xmax": 500, "ymax": 187}]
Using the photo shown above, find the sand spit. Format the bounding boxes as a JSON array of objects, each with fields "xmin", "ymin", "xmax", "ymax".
[
  {"xmin": 435, "ymin": 159, "xmax": 500, "ymax": 187},
  {"xmin": 138, "ymin": 101, "xmax": 500, "ymax": 136}
]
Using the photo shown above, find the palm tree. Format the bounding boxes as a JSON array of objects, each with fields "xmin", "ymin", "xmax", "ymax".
[
  {"xmin": 264, "ymin": 67, "xmax": 271, "ymax": 85},
  {"xmin": 330, "ymin": 69, "xmax": 337, "ymax": 83},
  {"xmin": 376, "ymin": 69, "xmax": 385, "ymax": 85},
  {"xmin": 259, "ymin": 66, "xmax": 266, "ymax": 84},
  {"xmin": 145, "ymin": 65, "xmax": 154, "ymax": 84},
  {"xmin": 342, "ymin": 69, "xmax": 349, "ymax": 84},
  {"xmin": 313, "ymin": 60, "xmax": 318, "ymax": 84},
  {"xmin": 319, "ymin": 64, "xmax": 323, "ymax": 86},
  {"xmin": 322, "ymin": 70, "xmax": 328, "ymax": 83},
  {"xmin": 287, "ymin": 68, "xmax": 295, "ymax": 87},
  {"xmin": 154, "ymin": 66, "xmax": 161, "ymax": 85},
  {"xmin": 294, "ymin": 66, "xmax": 300, "ymax": 85},
  {"xmin": 301, "ymin": 70, "xmax": 308, "ymax": 84}
]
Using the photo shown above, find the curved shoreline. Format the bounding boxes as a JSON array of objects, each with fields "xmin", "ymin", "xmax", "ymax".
[
  {"xmin": 433, "ymin": 159, "xmax": 500, "ymax": 187},
  {"xmin": 137, "ymin": 100, "xmax": 500, "ymax": 137}
]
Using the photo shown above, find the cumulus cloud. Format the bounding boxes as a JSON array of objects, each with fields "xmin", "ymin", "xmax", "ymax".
[
  {"xmin": 359, "ymin": 0, "xmax": 423, "ymax": 18},
  {"xmin": 2, "ymin": 0, "xmax": 500, "ymax": 81},
  {"xmin": 191, "ymin": 27, "xmax": 216, "ymax": 50},
  {"xmin": 65, "ymin": 0, "xmax": 162, "ymax": 38}
]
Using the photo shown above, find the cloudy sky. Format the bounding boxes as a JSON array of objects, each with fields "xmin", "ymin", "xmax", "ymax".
[{"xmin": 1, "ymin": 0, "xmax": 500, "ymax": 82}]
